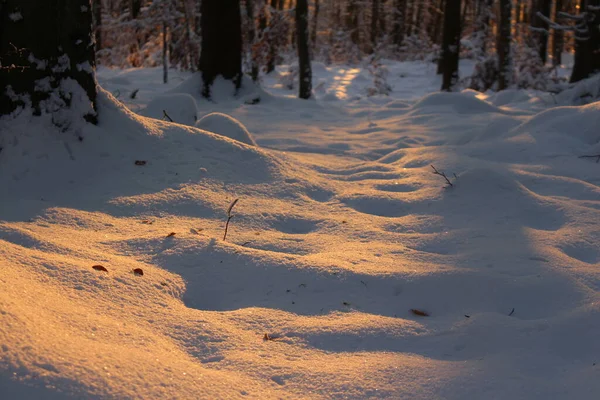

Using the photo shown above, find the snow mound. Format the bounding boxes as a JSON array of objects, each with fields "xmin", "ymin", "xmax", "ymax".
[
  {"xmin": 195, "ymin": 112, "xmax": 257, "ymax": 146},
  {"xmin": 385, "ymin": 99, "xmax": 412, "ymax": 109},
  {"xmin": 510, "ymin": 101, "xmax": 600, "ymax": 145},
  {"xmin": 487, "ymin": 89, "xmax": 533, "ymax": 106},
  {"xmin": 447, "ymin": 168, "xmax": 564, "ymax": 230},
  {"xmin": 412, "ymin": 92, "xmax": 503, "ymax": 114},
  {"xmin": 139, "ymin": 93, "xmax": 198, "ymax": 126}
]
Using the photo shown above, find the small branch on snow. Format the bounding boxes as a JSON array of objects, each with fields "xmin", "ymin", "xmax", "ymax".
[
  {"xmin": 579, "ymin": 154, "xmax": 600, "ymax": 163},
  {"xmin": 223, "ymin": 198, "xmax": 239, "ymax": 241},
  {"xmin": 431, "ymin": 165, "xmax": 454, "ymax": 187},
  {"xmin": 162, "ymin": 110, "xmax": 174, "ymax": 122}
]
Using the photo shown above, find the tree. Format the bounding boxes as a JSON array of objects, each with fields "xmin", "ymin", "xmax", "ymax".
[
  {"xmin": 440, "ymin": 0, "xmax": 461, "ymax": 90},
  {"xmin": 311, "ymin": 0, "xmax": 320, "ymax": 48},
  {"xmin": 0, "ymin": 0, "xmax": 97, "ymax": 124},
  {"xmin": 245, "ymin": 0, "xmax": 259, "ymax": 82},
  {"xmin": 296, "ymin": 0, "xmax": 312, "ymax": 98},
  {"xmin": 92, "ymin": 0, "xmax": 102, "ymax": 50},
  {"xmin": 371, "ymin": 0, "xmax": 381, "ymax": 50},
  {"xmin": 497, "ymin": 0, "xmax": 512, "ymax": 90},
  {"xmin": 552, "ymin": 0, "xmax": 564, "ymax": 66},
  {"xmin": 531, "ymin": 0, "xmax": 551, "ymax": 64},
  {"xmin": 198, "ymin": 0, "xmax": 243, "ymax": 98},
  {"xmin": 392, "ymin": 0, "xmax": 407, "ymax": 48}
]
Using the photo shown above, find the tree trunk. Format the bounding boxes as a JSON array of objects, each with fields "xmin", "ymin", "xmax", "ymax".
[
  {"xmin": 431, "ymin": 0, "xmax": 445, "ymax": 46},
  {"xmin": 440, "ymin": 0, "xmax": 461, "ymax": 91},
  {"xmin": 130, "ymin": 0, "xmax": 141, "ymax": 19},
  {"xmin": 405, "ymin": 0, "xmax": 415, "ymax": 36},
  {"xmin": 414, "ymin": 0, "xmax": 424, "ymax": 37},
  {"xmin": 163, "ymin": 21, "xmax": 168, "ymax": 84},
  {"xmin": 347, "ymin": 0, "xmax": 359, "ymax": 45},
  {"xmin": 296, "ymin": 0, "xmax": 312, "ymax": 99},
  {"xmin": 0, "ymin": 0, "xmax": 97, "ymax": 124},
  {"xmin": 266, "ymin": 0, "xmax": 278, "ymax": 73},
  {"xmin": 311, "ymin": 0, "xmax": 320, "ymax": 48},
  {"xmin": 372, "ymin": 0, "xmax": 381, "ymax": 50},
  {"xmin": 92, "ymin": 0, "xmax": 102, "ymax": 50},
  {"xmin": 531, "ymin": 0, "xmax": 551, "ymax": 64},
  {"xmin": 392, "ymin": 0, "xmax": 407, "ymax": 48},
  {"xmin": 245, "ymin": 0, "xmax": 259, "ymax": 81},
  {"xmin": 552, "ymin": 0, "xmax": 564, "ymax": 66},
  {"xmin": 497, "ymin": 0, "xmax": 512, "ymax": 90},
  {"xmin": 199, "ymin": 0, "xmax": 243, "ymax": 98}
]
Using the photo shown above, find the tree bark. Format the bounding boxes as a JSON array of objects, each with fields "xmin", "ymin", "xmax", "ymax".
[
  {"xmin": 130, "ymin": 0, "xmax": 141, "ymax": 19},
  {"xmin": 347, "ymin": 0, "xmax": 359, "ymax": 45},
  {"xmin": 199, "ymin": 0, "xmax": 243, "ymax": 98},
  {"xmin": 531, "ymin": 0, "xmax": 551, "ymax": 64},
  {"xmin": 440, "ymin": 0, "xmax": 461, "ymax": 91},
  {"xmin": 245, "ymin": 0, "xmax": 259, "ymax": 81},
  {"xmin": 296, "ymin": 0, "xmax": 312, "ymax": 99},
  {"xmin": 372, "ymin": 0, "xmax": 381, "ymax": 50},
  {"xmin": 552, "ymin": 0, "xmax": 564, "ymax": 66},
  {"xmin": 0, "ymin": 0, "xmax": 97, "ymax": 123},
  {"xmin": 266, "ymin": 0, "xmax": 278, "ymax": 74},
  {"xmin": 311, "ymin": 0, "xmax": 320, "ymax": 48},
  {"xmin": 392, "ymin": 0, "xmax": 407, "ymax": 48},
  {"xmin": 163, "ymin": 21, "xmax": 168, "ymax": 84},
  {"xmin": 497, "ymin": 0, "xmax": 512, "ymax": 90},
  {"xmin": 92, "ymin": 0, "xmax": 102, "ymax": 50}
]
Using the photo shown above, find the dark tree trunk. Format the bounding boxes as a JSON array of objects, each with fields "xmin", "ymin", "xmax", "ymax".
[
  {"xmin": 296, "ymin": 0, "xmax": 312, "ymax": 99},
  {"xmin": 93, "ymin": 0, "xmax": 102, "ymax": 50},
  {"xmin": 380, "ymin": 0, "xmax": 387, "ymax": 34},
  {"xmin": 130, "ymin": 0, "xmax": 141, "ymax": 19},
  {"xmin": 440, "ymin": 0, "xmax": 461, "ymax": 91},
  {"xmin": 245, "ymin": 0, "xmax": 259, "ymax": 82},
  {"xmin": 266, "ymin": 0, "xmax": 278, "ymax": 74},
  {"xmin": 347, "ymin": 0, "xmax": 359, "ymax": 45},
  {"xmin": 431, "ymin": 0, "xmax": 445, "ymax": 46},
  {"xmin": 405, "ymin": 0, "xmax": 415, "ymax": 36},
  {"xmin": 311, "ymin": 0, "xmax": 320, "ymax": 48},
  {"xmin": 0, "ymin": 0, "xmax": 97, "ymax": 123},
  {"xmin": 163, "ymin": 21, "xmax": 168, "ymax": 83},
  {"xmin": 414, "ymin": 0, "xmax": 424, "ymax": 37},
  {"xmin": 531, "ymin": 0, "xmax": 551, "ymax": 64},
  {"xmin": 392, "ymin": 0, "xmax": 407, "ymax": 48},
  {"xmin": 552, "ymin": 0, "xmax": 564, "ymax": 66},
  {"xmin": 199, "ymin": 0, "xmax": 243, "ymax": 98},
  {"xmin": 570, "ymin": 0, "xmax": 600, "ymax": 82},
  {"xmin": 497, "ymin": 0, "xmax": 512, "ymax": 90},
  {"xmin": 372, "ymin": 0, "xmax": 381, "ymax": 50}
]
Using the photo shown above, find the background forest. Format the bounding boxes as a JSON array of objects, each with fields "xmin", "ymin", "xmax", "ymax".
[{"xmin": 93, "ymin": 0, "xmax": 600, "ymax": 94}]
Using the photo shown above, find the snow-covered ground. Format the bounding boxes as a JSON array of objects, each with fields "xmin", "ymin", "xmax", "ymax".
[{"xmin": 1, "ymin": 60, "xmax": 600, "ymax": 399}]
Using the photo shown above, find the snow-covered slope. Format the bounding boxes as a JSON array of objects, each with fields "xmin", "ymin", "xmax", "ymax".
[{"xmin": 1, "ymin": 64, "xmax": 599, "ymax": 399}]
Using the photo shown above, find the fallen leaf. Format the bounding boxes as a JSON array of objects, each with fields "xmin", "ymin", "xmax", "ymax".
[
  {"xmin": 141, "ymin": 220, "xmax": 153, "ymax": 224},
  {"xmin": 190, "ymin": 228, "xmax": 203, "ymax": 235},
  {"xmin": 133, "ymin": 268, "xmax": 144, "ymax": 276},
  {"xmin": 134, "ymin": 160, "xmax": 147, "ymax": 166},
  {"xmin": 263, "ymin": 333, "xmax": 277, "ymax": 341},
  {"xmin": 92, "ymin": 265, "xmax": 108, "ymax": 272},
  {"xmin": 166, "ymin": 232, "xmax": 176, "ymax": 237},
  {"xmin": 410, "ymin": 309, "xmax": 429, "ymax": 317}
]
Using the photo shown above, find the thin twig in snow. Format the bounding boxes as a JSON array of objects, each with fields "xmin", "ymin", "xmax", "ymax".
[
  {"xmin": 223, "ymin": 198, "xmax": 239, "ymax": 241},
  {"xmin": 162, "ymin": 110, "xmax": 173, "ymax": 122},
  {"xmin": 579, "ymin": 154, "xmax": 600, "ymax": 163},
  {"xmin": 431, "ymin": 165, "xmax": 454, "ymax": 187}
]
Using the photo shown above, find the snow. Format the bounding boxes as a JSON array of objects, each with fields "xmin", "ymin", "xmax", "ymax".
[
  {"xmin": 1, "ymin": 60, "xmax": 600, "ymax": 399},
  {"xmin": 9, "ymin": 12, "xmax": 23, "ymax": 22},
  {"xmin": 195, "ymin": 113, "xmax": 257, "ymax": 147}
]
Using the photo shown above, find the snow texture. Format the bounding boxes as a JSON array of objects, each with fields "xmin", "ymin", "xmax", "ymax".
[
  {"xmin": 1, "ymin": 60, "xmax": 600, "ymax": 399},
  {"xmin": 195, "ymin": 113, "xmax": 257, "ymax": 147}
]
